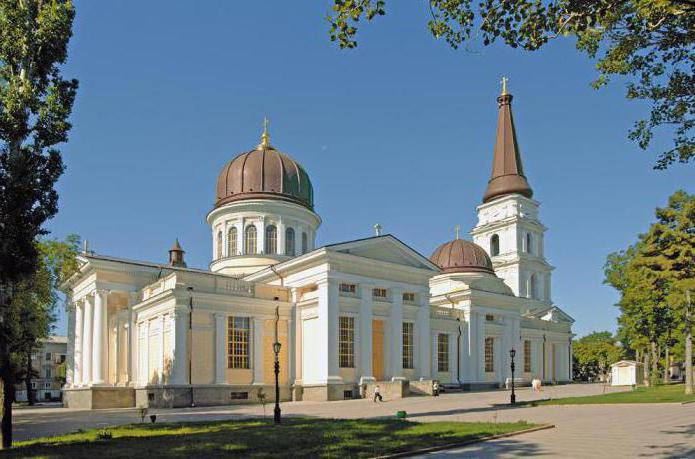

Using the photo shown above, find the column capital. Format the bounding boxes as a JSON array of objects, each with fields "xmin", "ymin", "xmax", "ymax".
[{"xmin": 214, "ymin": 312, "xmax": 227, "ymax": 320}]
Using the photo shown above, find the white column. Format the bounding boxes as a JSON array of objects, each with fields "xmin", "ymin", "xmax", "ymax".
[
  {"xmin": 466, "ymin": 310, "xmax": 477, "ymax": 382},
  {"xmin": 278, "ymin": 219, "xmax": 286, "ymax": 255},
  {"xmin": 358, "ymin": 284, "xmax": 374, "ymax": 381},
  {"xmin": 92, "ymin": 289, "xmax": 108, "ymax": 385},
  {"xmin": 215, "ymin": 313, "xmax": 227, "ymax": 384},
  {"xmin": 430, "ymin": 332, "xmax": 438, "ymax": 377},
  {"xmin": 317, "ymin": 278, "xmax": 341, "ymax": 384},
  {"xmin": 73, "ymin": 300, "xmax": 83, "ymax": 386},
  {"xmin": 82, "ymin": 294, "xmax": 94, "ymax": 386},
  {"xmin": 253, "ymin": 317, "xmax": 264, "ymax": 384},
  {"xmin": 416, "ymin": 294, "xmax": 431, "ymax": 379},
  {"xmin": 389, "ymin": 287, "xmax": 403, "ymax": 380},
  {"xmin": 128, "ymin": 292, "xmax": 138, "ymax": 386},
  {"xmin": 257, "ymin": 220, "xmax": 265, "ymax": 255},
  {"xmin": 171, "ymin": 307, "xmax": 189, "ymax": 385}
]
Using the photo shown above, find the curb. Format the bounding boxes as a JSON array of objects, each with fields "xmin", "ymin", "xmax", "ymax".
[{"xmin": 372, "ymin": 423, "xmax": 555, "ymax": 458}]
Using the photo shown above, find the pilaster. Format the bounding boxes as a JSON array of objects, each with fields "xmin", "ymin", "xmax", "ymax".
[
  {"xmin": 215, "ymin": 313, "xmax": 227, "ymax": 384},
  {"xmin": 389, "ymin": 287, "xmax": 404, "ymax": 380}
]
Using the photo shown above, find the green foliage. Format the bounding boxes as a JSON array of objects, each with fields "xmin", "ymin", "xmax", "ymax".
[
  {"xmin": 326, "ymin": 1, "xmax": 694, "ymax": 169},
  {"xmin": 604, "ymin": 190, "xmax": 694, "ymax": 389},
  {"xmin": 0, "ymin": 1, "xmax": 77, "ymax": 446},
  {"xmin": 572, "ymin": 331, "xmax": 623, "ymax": 381}
]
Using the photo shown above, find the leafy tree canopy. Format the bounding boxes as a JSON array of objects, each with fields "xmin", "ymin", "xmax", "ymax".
[{"xmin": 327, "ymin": 0, "xmax": 694, "ymax": 169}]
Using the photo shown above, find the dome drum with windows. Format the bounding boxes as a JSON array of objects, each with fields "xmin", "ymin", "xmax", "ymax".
[{"xmin": 207, "ymin": 120, "xmax": 321, "ymax": 276}]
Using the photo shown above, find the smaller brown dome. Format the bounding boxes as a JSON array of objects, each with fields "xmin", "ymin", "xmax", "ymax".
[{"xmin": 430, "ymin": 239, "xmax": 495, "ymax": 275}]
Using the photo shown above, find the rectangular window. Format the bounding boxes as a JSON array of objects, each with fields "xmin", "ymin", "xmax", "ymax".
[
  {"xmin": 524, "ymin": 340, "xmax": 532, "ymax": 373},
  {"xmin": 437, "ymin": 333, "xmax": 449, "ymax": 372},
  {"xmin": 339, "ymin": 283, "xmax": 356, "ymax": 294},
  {"xmin": 45, "ymin": 353, "xmax": 51, "ymax": 361},
  {"xmin": 373, "ymin": 288, "xmax": 387, "ymax": 299},
  {"xmin": 338, "ymin": 316, "xmax": 355, "ymax": 368},
  {"xmin": 230, "ymin": 391, "xmax": 249, "ymax": 400},
  {"xmin": 485, "ymin": 337, "xmax": 494, "ymax": 372},
  {"xmin": 485, "ymin": 314, "xmax": 494, "ymax": 321},
  {"xmin": 45, "ymin": 368, "xmax": 51, "ymax": 379},
  {"xmin": 402, "ymin": 322, "xmax": 414, "ymax": 369},
  {"xmin": 402, "ymin": 292, "xmax": 416, "ymax": 302},
  {"xmin": 228, "ymin": 316, "xmax": 250, "ymax": 369}
]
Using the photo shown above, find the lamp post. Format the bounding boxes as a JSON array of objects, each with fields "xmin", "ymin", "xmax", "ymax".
[{"xmin": 509, "ymin": 348, "xmax": 517, "ymax": 405}]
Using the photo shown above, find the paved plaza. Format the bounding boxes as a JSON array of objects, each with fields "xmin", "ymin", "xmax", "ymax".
[{"xmin": 13, "ymin": 384, "xmax": 695, "ymax": 457}]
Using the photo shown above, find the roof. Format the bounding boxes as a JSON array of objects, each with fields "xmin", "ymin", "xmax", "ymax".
[
  {"xmin": 215, "ymin": 145, "xmax": 314, "ymax": 210},
  {"xmin": 429, "ymin": 238, "xmax": 495, "ymax": 275},
  {"xmin": 77, "ymin": 253, "xmax": 243, "ymax": 279},
  {"xmin": 483, "ymin": 92, "xmax": 533, "ymax": 203},
  {"xmin": 611, "ymin": 360, "xmax": 643, "ymax": 368}
]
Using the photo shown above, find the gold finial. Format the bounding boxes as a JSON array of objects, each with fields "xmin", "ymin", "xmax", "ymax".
[
  {"xmin": 454, "ymin": 224, "xmax": 460, "ymax": 240},
  {"xmin": 501, "ymin": 76, "xmax": 509, "ymax": 95},
  {"xmin": 259, "ymin": 117, "xmax": 271, "ymax": 148}
]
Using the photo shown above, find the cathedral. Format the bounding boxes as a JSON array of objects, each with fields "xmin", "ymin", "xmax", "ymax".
[{"xmin": 63, "ymin": 86, "xmax": 574, "ymax": 409}]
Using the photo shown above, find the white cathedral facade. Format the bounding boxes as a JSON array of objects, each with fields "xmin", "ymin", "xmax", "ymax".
[{"xmin": 63, "ymin": 88, "xmax": 574, "ymax": 409}]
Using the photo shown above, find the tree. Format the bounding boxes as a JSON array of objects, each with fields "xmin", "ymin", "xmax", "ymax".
[
  {"xmin": 604, "ymin": 190, "xmax": 694, "ymax": 392},
  {"xmin": 0, "ymin": 0, "xmax": 77, "ymax": 448},
  {"xmin": 326, "ymin": 1, "xmax": 694, "ymax": 169},
  {"xmin": 572, "ymin": 331, "xmax": 623, "ymax": 382}
]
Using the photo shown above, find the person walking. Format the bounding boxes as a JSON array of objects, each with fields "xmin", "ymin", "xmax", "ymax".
[
  {"xmin": 432, "ymin": 380, "xmax": 440, "ymax": 396},
  {"xmin": 373, "ymin": 385, "xmax": 383, "ymax": 402}
]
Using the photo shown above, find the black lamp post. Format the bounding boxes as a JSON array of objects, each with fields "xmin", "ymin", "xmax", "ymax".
[
  {"xmin": 273, "ymin": 340, "xmax": 282, "ymax": 424},
  {"xmin": 509, "ymin": 348, "xmax": 517, "ymax": 405}
]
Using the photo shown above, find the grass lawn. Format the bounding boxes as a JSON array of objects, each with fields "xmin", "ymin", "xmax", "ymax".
[
  {"xmin": 527, "ymin": 384, "xmax": 695, "ymax": 406},
  {"xmin": 2, "ymin": 418, "xmax": 539, "ymax": 458}
]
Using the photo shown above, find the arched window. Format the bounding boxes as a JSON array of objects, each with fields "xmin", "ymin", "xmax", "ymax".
[
  {"xmin": 528, "ymin": 273, "xmax": 537, "ymax": 299},
  {"xmin": 301, "ymin": 232, "xmax": 308, "ymax": 254},
  {"xmin": 526, "ymin": 233, "xmax": 533, "ymax": 255},
  {"xmin": 228, "ymin": 227, "xmax": 238, "ymax": 256},
  {"xmin": 216, "ymin": 231, "xmax": 223, "ymax": 259},
  {"xmin": 490, "ymin": 234, "xmax": 500, "ymax": 257},
  {"xmin": 265, "ymin": 225, "xmax": 278, "ymax": 254},
  {"xmin": 285, "ymin": 228, "xmax": 295, "ymax": 256},
  {"xmin": 245, "ymin": 225, "xmax": 257, "ymax": 255}
]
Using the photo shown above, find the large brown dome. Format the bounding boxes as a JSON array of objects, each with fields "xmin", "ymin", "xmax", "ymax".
[
  {"xmin": 430, "ymin": 239, "xmax": 495, "ymax": 275},
  {"xmin": 215, "ymin": 144, "xmax": 314, "ymax": 210}
]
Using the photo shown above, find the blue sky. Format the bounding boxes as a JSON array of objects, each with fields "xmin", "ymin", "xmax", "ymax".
[{"xmin": 50, "ymin": 1, "xmax": 693, "ymax": 337}]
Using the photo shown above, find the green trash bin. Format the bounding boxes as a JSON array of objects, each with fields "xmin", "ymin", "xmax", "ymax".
[{"xmin": 396, "ymin": 410, "xmax": 407, "ymax": 419}]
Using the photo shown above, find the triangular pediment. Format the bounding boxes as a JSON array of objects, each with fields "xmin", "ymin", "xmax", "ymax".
[{"xmin": 326, "ymin": 235, "xmax": 440, "ymax": 271}]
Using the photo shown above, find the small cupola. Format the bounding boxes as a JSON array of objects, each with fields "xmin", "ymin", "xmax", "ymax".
[{"xmin": 168, "ymin": 238, "xmax": 186, "ymax": 267}]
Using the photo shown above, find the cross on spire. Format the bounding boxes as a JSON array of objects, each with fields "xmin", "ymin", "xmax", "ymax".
[
  {"xmin": 374, "ymin": 223, "xmax": 382, "ymax": 236},
  {"xmin": 454, "ymin": 224, "xmax": 460, "ymax": 240}
]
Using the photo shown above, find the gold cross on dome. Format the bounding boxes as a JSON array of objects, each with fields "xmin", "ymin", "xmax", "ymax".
[
  {"xmin": 501, "ymin": 76, "xmax": 509, "ymax": 95},
  {"xmin": 259, "ymin": 117, "xmax": 271, "ymax": 147},
  {"xmin": 454, "ymin": 224, "xmax": 460, "ymax": 240}
]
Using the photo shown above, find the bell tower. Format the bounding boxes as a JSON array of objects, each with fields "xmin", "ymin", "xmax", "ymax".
[{"xmin": 470, "ymin": 81, "xmax": 554, "ymax": 306}]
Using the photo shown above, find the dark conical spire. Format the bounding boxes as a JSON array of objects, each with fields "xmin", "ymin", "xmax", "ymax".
[
  {"xmin": 482, "ymin": 82, "xmax": 533, "ymax": 203},
  {"xmin": 168, "ymin": 238, "xmax": 186, "ymax": 267}
]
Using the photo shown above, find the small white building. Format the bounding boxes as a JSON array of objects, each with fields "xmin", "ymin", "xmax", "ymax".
[{"xmin": 611, "ymin": 360, "xmax": 644, "ymax": 386}]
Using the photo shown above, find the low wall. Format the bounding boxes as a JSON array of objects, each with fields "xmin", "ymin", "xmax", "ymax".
[
  {"xmin": 136, "ymin": 385, "xmax": 292, "ymax": 408},
  {"xmin": 64, "ymin": 387, "xmax": 135, "ymax": 409},
  {"xmin": 364, "ymin": 380, "xmax": 408, "ymax": 400}
]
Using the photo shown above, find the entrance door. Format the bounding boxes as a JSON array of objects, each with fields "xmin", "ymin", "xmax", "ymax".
[{"xmin": 372, "ymin": 320, "xmax": 384, "ymax": 380}]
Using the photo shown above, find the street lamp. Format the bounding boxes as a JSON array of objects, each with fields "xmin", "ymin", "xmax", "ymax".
[{"xmin": 509, "ymin": 348, "xmax": 517, "ymax": 405}]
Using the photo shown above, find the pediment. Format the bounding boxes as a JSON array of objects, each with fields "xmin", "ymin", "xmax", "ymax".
[{"xmin": 326, "ymin": 235, "xmax": 440, "ymax": 271}]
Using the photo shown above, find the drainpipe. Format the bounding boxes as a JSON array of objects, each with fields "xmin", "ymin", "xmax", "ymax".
[{"xmin": 187, "ymin": 286, "xmax": 195, "ymax": 407}]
